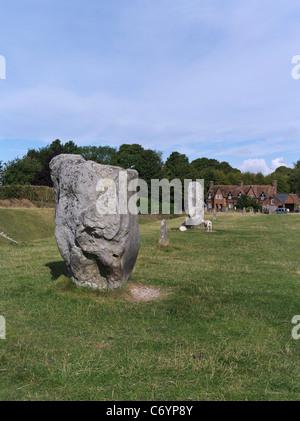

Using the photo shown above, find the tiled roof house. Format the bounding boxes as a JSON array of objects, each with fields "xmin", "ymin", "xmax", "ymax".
[
  {"xmin": 206, "ymin": 180, "xmax": 277, "ymax": 211},
  {"xmin": 207, "ymin": 180, "xmax": 300, "ymax": 211}
]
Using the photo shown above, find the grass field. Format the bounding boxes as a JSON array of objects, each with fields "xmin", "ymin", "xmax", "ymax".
[{"xmin": 0, "ymin": 208, "xmax": 299, "ymax": 401}]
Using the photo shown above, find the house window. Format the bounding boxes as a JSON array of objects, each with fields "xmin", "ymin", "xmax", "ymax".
[
  {"xmin": 228, "ymin": 194, "xmax": 232, "ymax": 200},
  {"xmin": 271, "ymin": 199, "xmax": 275, "ymax": 205},
  {"xmin": 208, "ymin": 193, "xmax": 212, "ymax": 199}
]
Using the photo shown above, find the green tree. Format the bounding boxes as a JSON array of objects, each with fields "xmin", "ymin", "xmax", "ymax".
[
  {"xmin": 236, "ymin": 194, "xmax": 262, "ymax": 211},
  {"xmin": 289, "ymin": 167, "xmax": 300, "ymax": 194},
  {"xmin": 78, "ymin": 145, "xmax": 117, "ymax": 164},
  {"xmin": 218, "ymin": 161, "xmax": 240, "ymax": 174},
  {"xmin": 191, "ymin": 157, "xmax": 240, "ymax": 175},
  {"xmin": 0, "ymin": 161, "xmax": 3, "ymax": 185},
  {"xmin": 2, "ymin": 157, "xmax": 42, "ymax": 185},
  {"xmin": 191, "ymin": 157, "xmax": 220, "ymax": 174},
  {"xmin": 241, "ymin": 172, "xmax": 257, "ymax": 185},
  {"xmin": 114, "ymin": 144, "xmax": 144, "ymax": 169},
  {"xmin": 164, "ymin": 152, "xmax": 194, "ymax": 181},
  {"xmin": 63, "ymin": 140, "xmax": 80, "ymax": 154},
  {"xmin": 115, "ymin": 144, "xmax": 164, "ymax": 183}
]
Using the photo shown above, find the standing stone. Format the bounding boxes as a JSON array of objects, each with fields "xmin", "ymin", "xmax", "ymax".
[
  {"xmin": 250, "ymin": 208, "xmax": 254, "ymax": 215},
  {"xmin": 243, "ymin": 207, "xmax": 246, "ymax": 215},
  {"xmin": 0, "ymin": 316, "xmax": 5, "ymax": 340},
  {"xmin": 49, "ymin": 154, "xmax": 141, "ymax": 290},
  {"xmin": 158, "ymin": 219, "xmax": 169, "ymax": 246},
  {"xmin": 180, "ymin": 181, "xmax": 204, "ymax": 230},
  {"xmin": 225, "ymin": 207, "xmax": 229, "ymax": 215},
  {"xmin": 213, "ymin": 209, "xmax": 217, "ymax": 220}
]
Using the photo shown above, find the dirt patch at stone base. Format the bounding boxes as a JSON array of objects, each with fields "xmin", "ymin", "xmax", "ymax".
[{"xmin": 128, "ymin": 284, "xmax": 167, "ymax": 302}]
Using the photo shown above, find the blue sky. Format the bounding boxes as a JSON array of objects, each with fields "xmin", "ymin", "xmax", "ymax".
[{"xmin": 1, "ymin": 0, "xmax": 300, "ymax": 174}]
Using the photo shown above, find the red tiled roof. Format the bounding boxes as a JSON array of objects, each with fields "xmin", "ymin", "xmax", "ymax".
[
  {"xmin": 209, "ymin": 185, "xmax": 273, "ymax": 198},
  {"xmin": 290, "ymin": 194, "xmax": 300, "ymax": 204}
]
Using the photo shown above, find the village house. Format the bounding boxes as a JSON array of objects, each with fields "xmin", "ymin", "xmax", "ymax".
[
  {"xmin": 207, "ymin": 180, "xmax": 300, "ymax": 212},
  {"xmin": 206, "ymin": 180, "xmax": 277, "ymax": 211},
  {"xmin": 269, "ymin": 193, "xmax": 300, "ymax": 212}
]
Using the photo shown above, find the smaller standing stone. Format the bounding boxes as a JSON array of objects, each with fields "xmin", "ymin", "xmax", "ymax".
[
  {"xmin": 225, "ymin": 207, "xmax": 229, "ymax": 215},
  {"xmin": 213, "ymin": 209, "xmax": 217, "ymax": 220},
  {"xmin": 243, "ymin": 207, "xmax": 246, "ymax": 215},
  {"xmin": 159, "ymin": 219, "xmax": 169, "ymax": 246}
]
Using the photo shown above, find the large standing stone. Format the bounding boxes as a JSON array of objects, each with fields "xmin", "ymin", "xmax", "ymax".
[
  {"xmin": 49, "ymin": 154, "xmax": 141, "ymax": 290},
  {"xmin": 243, "ymin": 207, "xmax": 246, "ymax": 214},
  {"xmin": 158, "ymin": 219, "xmax": 169, "ymax": 246}
]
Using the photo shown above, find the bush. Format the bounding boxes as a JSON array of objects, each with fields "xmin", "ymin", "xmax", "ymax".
[
  {"xmin": 0, "ymin": 185, "xmax": 54, "ymax": 203},
  {"xmin": 237, "ymin": 194, "xmax": 262, "ymax": 211}
]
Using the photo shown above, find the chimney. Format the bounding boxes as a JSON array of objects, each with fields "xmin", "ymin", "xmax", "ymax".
[
  {"xmin": 272, "ymin": 180, "xmax": 277, "ymax": 193},
  {"xmin": 238, "ymin": 180, "xmax": 243, "ymax": 188},
  {"xmin": 209, "ymin": 180, "xmax": 214, "ymax": 189}
]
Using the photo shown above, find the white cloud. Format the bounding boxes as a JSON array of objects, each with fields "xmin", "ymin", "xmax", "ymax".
[
  {"xmin": 239, "ymin": 157, "xmax": 292, "ymax": 175},
  {"xmin": 240, "ymin": 159, "xmax": 271, "ymax": 175},
  {"xmin": 270, "ymin": 157, "xmax": 288, "ymax": 172}
]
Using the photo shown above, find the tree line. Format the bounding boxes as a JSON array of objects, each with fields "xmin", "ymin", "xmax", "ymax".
[{"xmin": 1, "ymin": 139, "xmax": 300, "ymax": 196}]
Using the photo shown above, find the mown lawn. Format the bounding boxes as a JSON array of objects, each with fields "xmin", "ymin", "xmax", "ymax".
[{"xmin": 0, "ymin": 209, "xmax": 299, "ymax": 401}]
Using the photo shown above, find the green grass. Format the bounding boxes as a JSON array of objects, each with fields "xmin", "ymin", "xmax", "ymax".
[
  {"xmin": 0, "ymin": 208, "xmax": 55, "ymax": 243},
  {"xmin": 0, "ymin": 209, "xmax": 300, "ymax": 401}
]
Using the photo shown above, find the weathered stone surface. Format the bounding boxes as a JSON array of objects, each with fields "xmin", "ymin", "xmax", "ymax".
[
  {"xmin": 213, "ymin": 209, "xmax": 217, "ymax": 220},
  {"xmin": 50, "ymin": 154, "xmax": 141, "ymax": 290},
  {"xmin": 158, "ymin": 219, "xmax": 169, "ymax": 246}
]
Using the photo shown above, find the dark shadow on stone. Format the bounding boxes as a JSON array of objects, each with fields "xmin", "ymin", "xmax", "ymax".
[{"xmin": 45, "ymin": 261, "xmax": 67, "ymax": 280}]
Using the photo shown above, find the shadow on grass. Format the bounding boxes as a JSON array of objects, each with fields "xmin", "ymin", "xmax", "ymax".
[{"xmin": 45, "ymin": 261, "xmax": 66, "ymax": 280}]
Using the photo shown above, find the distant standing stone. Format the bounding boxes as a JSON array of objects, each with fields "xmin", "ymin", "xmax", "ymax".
[
  {"xmin": 225, "ymin": 207, "xmax": 229, "ymax": 215},
  {"xmin": 243, "ymin": 207, "xmax": 246, "ymax": 214},
  {"xmin": 159, "ymin": 219, "xmax": 169, "ymax": 246},
  {"xmin": 213, "ymin": 209, "xmax": 217, "ymax": 220},
  {"xmin": 179, "ymin": 181, "xmax": 204, "ymax": 230}
]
